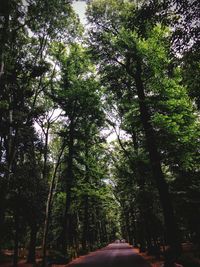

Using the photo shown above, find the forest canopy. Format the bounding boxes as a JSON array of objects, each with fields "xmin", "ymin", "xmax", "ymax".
[{"xmin": 0, "ymin": 0, "xmax": 199, "ymax": 267}]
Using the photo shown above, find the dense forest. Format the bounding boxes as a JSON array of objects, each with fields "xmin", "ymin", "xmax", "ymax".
[{"xmin": 0, "ymin": 0, "xmax": 199, "ymax": 267}]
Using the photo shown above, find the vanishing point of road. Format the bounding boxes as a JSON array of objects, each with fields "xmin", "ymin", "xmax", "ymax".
[{"xmin": 67, "ymin": 243, "xmax": 151, "ymax": 267}]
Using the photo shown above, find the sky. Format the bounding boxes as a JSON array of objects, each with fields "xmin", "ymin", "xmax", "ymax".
[{"xmin": 72, "ymin": 1, "xmax": 87, "ymax": 25}]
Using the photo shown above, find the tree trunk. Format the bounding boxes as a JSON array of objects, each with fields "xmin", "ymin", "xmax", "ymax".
[
  {"xmin": 42, "ymin": 145, "xmax": 65, "ymax": 267},
  {"xmin": 0, "ymin": 184, "xmax": 6, "ymax": 253},
  {"xmin": 82, "ymin": 195, "xmax": 89, "ymax": 251},
  {"xmin": 13, "ymin": 212, "xmax": 19, "ymax": 267},
  {"xmin": 61, "ymin": 121, "xmax": 74, "ymax": 253},
  {"xmin": 27, "ymin": 222, "xmax": 37, "ymax": 263},
  {"xmin": 61, "ymin": 190, "xmax": 72, "ymax": 253},
  {"xmin": 0, "ymin": 0, "xmax": 9, "ymax": 79},
  {"xmin": 0, "ymin": 5, "xmax": 12, "ymax": 251},
  {"xmin": 82, "ymin": 142, "xmax": 89, "ymax": 251},
  {"xmin": 134, "ymin": 60, "xmax": 181, "ymax": 253},
  {"xmin": 97, "ymin": 220, "xmax": 102, "ymax": 244},
  {"xmin": 42, "ymin": 130, "xmax": 49, "ymax": 181}
]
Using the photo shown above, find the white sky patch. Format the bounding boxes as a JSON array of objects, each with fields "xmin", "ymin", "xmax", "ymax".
[
  {"xmin": 34, "ymin": 109, "xmax": 63, "ymax": 136},
  {"xmin": 72, "ymin": 1, "xmax": 87, "ymax": 25}
]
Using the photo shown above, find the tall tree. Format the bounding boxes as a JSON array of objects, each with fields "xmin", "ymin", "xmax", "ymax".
[{"xmin": 50, "ymin": 43, "xmax": 105, "ymax": 253}]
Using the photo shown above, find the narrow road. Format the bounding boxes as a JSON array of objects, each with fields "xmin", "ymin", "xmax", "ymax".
[{"xmin": 67, "ymin": 243, "xmax": 151, "ymax": 267}]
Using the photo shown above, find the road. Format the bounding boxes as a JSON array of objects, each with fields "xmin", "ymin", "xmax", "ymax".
[{"xmin": 67, "ymin": 243, "xmax": 151, "ymax": 267}]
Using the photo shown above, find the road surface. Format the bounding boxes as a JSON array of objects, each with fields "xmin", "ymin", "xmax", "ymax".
[{"xmin": 67, "ymin": 243, "xmax": 151, "ymax": 267}]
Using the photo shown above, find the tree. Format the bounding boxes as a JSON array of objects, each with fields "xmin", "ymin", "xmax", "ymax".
[{"xmin": 49, "ymin": 43, "xmax": 106, "ymax": 253}]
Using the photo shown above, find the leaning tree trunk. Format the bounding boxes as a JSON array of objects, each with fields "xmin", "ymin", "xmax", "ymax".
[
  {"xmin": 42, "ymin": 144, "xmax": 65, "ymax": 267},
  {"xmin": 133, "ymin": 59, "xmax": 181, "ymax": 253}
]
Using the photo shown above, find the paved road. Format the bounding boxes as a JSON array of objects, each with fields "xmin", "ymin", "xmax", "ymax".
[{"xmin": 67, "ymin": 243, "xmax": 150, "ymax": 267}]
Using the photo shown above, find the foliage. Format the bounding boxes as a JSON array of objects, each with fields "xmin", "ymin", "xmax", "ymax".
[{"xmin": 0, "ymin": 0, "xmax": 200, "ymax": 266}]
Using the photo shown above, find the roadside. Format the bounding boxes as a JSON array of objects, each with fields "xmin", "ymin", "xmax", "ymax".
[
  {"xmin": 133, "ymin": 248, "xmax": 163, "ymax": 267},
  {"xmin": 0, "ymin": 242, "xmax": 200, "ymax": 267},
  {"xmin": 134, "ymin": 242, "xmax": 200, "ymax": 267}
]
